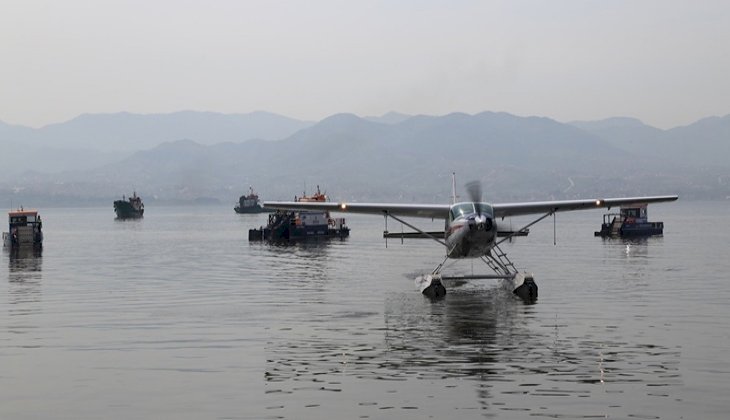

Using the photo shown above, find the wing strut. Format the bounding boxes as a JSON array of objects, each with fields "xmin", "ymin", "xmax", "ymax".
[
  {"xmin": 383, "ymin": 211, "xmax": 447, "ymax": 248},
  {"xmin": 494, "ymin": 210, "xmax": 555, "ymax": 247}
]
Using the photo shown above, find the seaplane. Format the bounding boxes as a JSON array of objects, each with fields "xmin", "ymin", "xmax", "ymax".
[{"xmin": 264, "ymin": 178, "xmax": 678, "ymax": 302}]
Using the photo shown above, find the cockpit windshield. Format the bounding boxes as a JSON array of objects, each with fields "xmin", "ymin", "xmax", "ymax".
[
  {"xmin": 475, "ymin": 203, "xmax": 493, "ymax": 216},
  {"xmin": 449, "ymin": 202, "xmax": 494, "ymax": 220},
  {"xmin": 450, "ymin": 203, "xmax": 474, "ymax": 220}
]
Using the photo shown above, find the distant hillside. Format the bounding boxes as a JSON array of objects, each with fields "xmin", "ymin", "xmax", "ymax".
[
  {"xmin": 570, "ymin": 115, "xmax": 730, "ymax": 167},
  {"xmin": 33, "ymin": 110, "xmax": 313, "ymax": 151},
  {"xmin": 664, "ymin": 115, "xmax": 730, "ymax": 167},
  {"xmin": 569, "ymin": 117, "xmax": 665, "ymax": 156},
  {"xmin": 364, "ymin": 111, "xmax": 413, "ymax": 125},
  {"xmin": 0, "ymin": 111, "xmax": 313, "ymax": 176},
  {"xmin": 2, "ymin": 111, "xmax": 729, "ymax": 205}
]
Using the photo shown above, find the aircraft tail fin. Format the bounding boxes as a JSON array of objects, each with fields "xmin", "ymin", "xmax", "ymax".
[{"xmin": 451, "ymin": 172, "xmax": 457, "ymax": 204}]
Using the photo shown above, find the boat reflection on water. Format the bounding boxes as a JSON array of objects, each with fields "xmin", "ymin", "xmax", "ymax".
[
  {"xmin": 599, "ymin": 236, "xmax": 661, "ymax": 267},
  {"xmin": 6, "ymin": 246, "xmax": 43, "ymax": 315},
  {"xmin": 7, "ymin": 246, "xmax": 43, "ymax": 273},
  {"xmin": 254, "ymin": 240, "xmax": 337, "ymax": 296}
]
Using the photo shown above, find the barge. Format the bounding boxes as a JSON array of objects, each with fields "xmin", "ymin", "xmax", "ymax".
[
  {"xmin": 594, "ymin": 203, "xmax": 665, "ymax": 237},
  {"xmin": 249, "ymin": 186, "xmax": 349, "ymax": 241}
]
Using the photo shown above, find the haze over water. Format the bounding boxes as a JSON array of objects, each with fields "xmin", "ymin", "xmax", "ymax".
[{"xmin": 1, "ymin": 201, "xmax": 728, "ymax": 419}]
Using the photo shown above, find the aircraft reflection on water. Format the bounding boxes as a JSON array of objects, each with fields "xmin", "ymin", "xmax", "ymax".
[{"xmin": 263, "ymin": 287, "xmax": 682, "ymax": 416}]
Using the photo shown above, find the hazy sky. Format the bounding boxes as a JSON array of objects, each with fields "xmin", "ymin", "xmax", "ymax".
[{"xmin": 1, "ymin": 0, "xmax": 728, "ymax": 128}]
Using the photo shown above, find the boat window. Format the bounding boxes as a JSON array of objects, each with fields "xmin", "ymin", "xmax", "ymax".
[{"xmin": 623, "ymin": 208, "xmax": 640, "ymax": 218}]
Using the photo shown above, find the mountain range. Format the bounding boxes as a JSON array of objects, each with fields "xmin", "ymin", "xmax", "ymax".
[
  {"xmin": 1, "ymin": 110, "xmax": 728, "ymax": 206},
  {"xmin": 0, "ymin": 111, "xmax": 312, "ymax": 176}
]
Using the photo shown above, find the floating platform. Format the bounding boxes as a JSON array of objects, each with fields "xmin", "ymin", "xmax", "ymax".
[
  {"xmin": 594, "ymin": 203, "xmax": 664, "ymax": 237},
  {"xmin": 249, "ymin": 187, "xmax": 349, "ymax": 242},
  {"xmin": 248, "ymin": 223, "xmax": 349, "ymax": 241}
]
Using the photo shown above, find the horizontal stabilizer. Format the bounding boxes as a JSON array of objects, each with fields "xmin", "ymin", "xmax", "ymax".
[
  {"xmin": 383, "ymin": 231, "xmax": 444, "ymax": 239},
  {"xmin": 441, "ymin": 274, "xmax": 514, "ymax": 280},
  {"xmin": 497, "ymin": 229, "xmax": 529, "ymax": 237},
  {"xmin": 383, "ymin": 229, "xmax": 529, "ymax": 239}
]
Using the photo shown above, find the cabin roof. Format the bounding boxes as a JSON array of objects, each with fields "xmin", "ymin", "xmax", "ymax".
[
  {"xmin": 620, "ymin": 203, "xmax": 648, "ymax": 209},
  {"xmin": 9, "ymin": 210, "xmax": 39, "ymax": 217}
]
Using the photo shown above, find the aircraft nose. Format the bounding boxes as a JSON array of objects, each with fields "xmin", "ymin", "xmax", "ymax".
[{"xmin": 470, "ymin": 215, "xmax": 493, "ymax": 231}]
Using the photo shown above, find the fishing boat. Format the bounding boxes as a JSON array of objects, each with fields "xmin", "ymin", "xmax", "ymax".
[
  {"xmin": 594, "ymin": 202, "xmax": 665, "ymax": 237},
  {"xmin": 234, "ymin": 187, "xmax": 271, "ymax": 214},
  {"xmin": 249, "ymin": 186, "xmax": 349, "ymax": 241},
  {"xmin": 3, "ymin": 208, "xmax": 43, "ymax": 249},
  {"xmin": 114, "ymin": 192, "xmax": 144, "ymax": 219}
]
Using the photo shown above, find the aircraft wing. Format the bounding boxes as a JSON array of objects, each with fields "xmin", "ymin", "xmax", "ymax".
[
  {"xmin": 265, "ymin": 195, "xmax": 678, "ymax": 219},
  {"xmin": 263, "ymin": 201, "xmax": 451, "ymax": 219},
  {"xmin": 492, "ymin": 195, "xmax": 678, "ymax": 218}
]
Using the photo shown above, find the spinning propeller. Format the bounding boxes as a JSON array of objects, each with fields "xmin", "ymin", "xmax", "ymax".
[
  {"xmin": 465, "ymin": 180, "xmax": 483, "ymax": 215},
  {"xmin": 465, "ymin": 180, "xmax": 492, "ymax": 231}
]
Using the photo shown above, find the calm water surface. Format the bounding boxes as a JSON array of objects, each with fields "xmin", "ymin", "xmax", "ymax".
[{"xmin": 1, "ymin": 201, "xmax": 729, "ymax": 419}]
